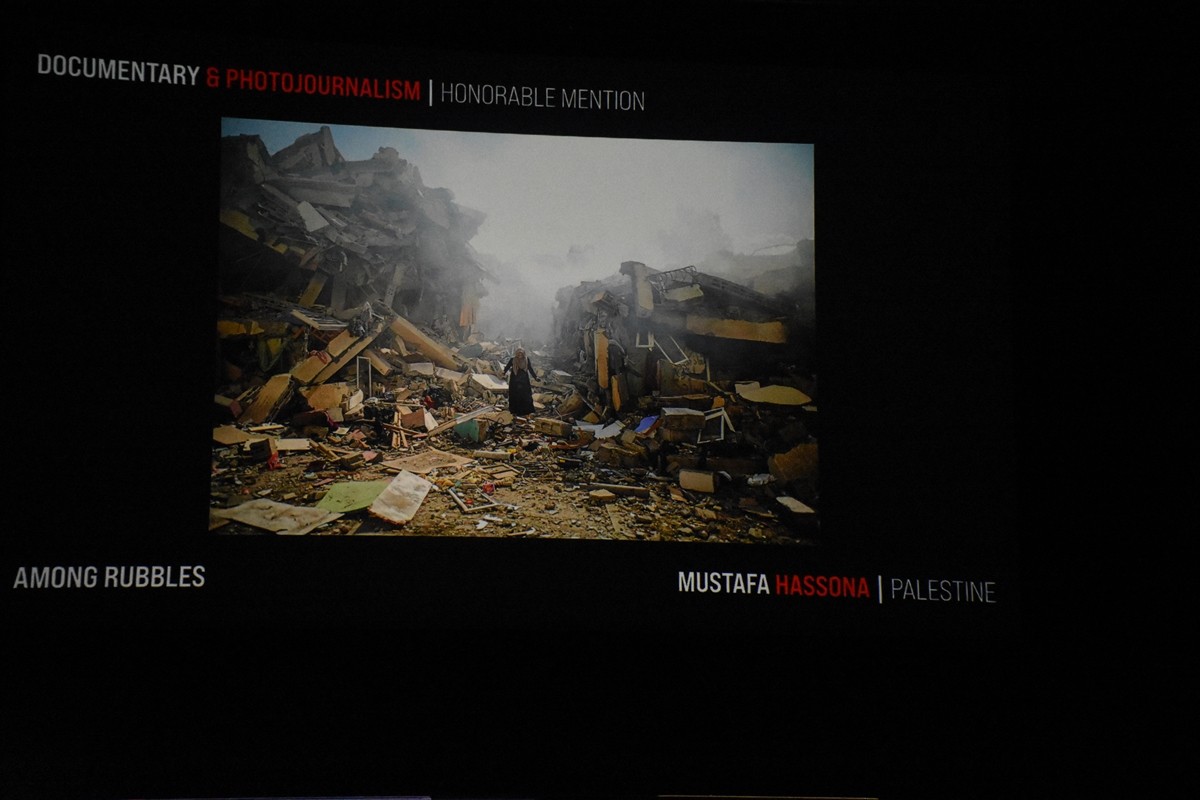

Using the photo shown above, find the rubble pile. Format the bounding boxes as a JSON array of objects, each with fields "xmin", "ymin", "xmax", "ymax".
[
  {"xmin": 212, "ymin": 126, "xmax": 819, "ymax": 543},
  {"xmin": 219, "ymin": 124, "xmax": 487, "ymax": 341}
]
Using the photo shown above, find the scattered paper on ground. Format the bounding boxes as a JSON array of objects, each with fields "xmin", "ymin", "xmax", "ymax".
[
  {"xmin": 210, "ymin": 498, "xmax": 342, "ymax": 535},
  {"xmin": 380, "ymin": 448, "xmax": 474, "ymax": 474},
  {"xmin": 316, "ymin": 479, "xmax": 394, "ymax": 512},
  {"xmin": 368, "ymin": 470, "xmax": 434, "ymax": 525}
]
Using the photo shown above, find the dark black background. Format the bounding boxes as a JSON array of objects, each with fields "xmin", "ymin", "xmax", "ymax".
[{"xmin": 5, "ymin": 3, "xmax": 1038, "ymax": 799}]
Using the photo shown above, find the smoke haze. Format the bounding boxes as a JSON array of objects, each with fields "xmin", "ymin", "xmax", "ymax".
[{"xmin": 221, "ymin": 118, "xmax": 813, "ymax": 343}]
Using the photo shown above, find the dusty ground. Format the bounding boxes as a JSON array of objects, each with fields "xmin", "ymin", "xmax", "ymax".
[{"xmin": 211, "ymin": 415, "xmax": 819, "ymax": 545}]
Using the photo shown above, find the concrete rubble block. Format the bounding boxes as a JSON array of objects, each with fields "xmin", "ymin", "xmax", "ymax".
[
  {"xmin": 664, "ymin": 284, "xmax": 704, "ymax": 302},
  {"xmin": 588, "ymin": 489, "xmax": 618, "ymax": 504},
  {"xmin": 435, "ymin": 367, "xmax": 467, "ymax": 386},
  {"xmin": 679, "ymin": 468, "xmax": 718, "ymax": 493},
  {"xmin": 362, "ymin": 349, "xmax": 394, "ymax": 376},
  {"xmin": 534, "ymin": 418, "xmax": 574, "ymax": 438},
  {"xmin": 237, "ymin": 373, "xmax": 295, "ymax": 424},
  {"xmin": 300, "ymin": 382, "xmax": 350, "ymax": 411},
  {"xmin": 337, "ymin": 453, "xmax": 365, "ymax": 470},
  {"xmin": 596, "ymin": 442, "xmax": 644, "ymax": 468},
  {"xmin": 342, "ymin": 389, "xmax": 364, "ymax": 414},
  {"xmin": 768, "ymin": 443, "xmax": 819, "ymax": 485},
  {"xmin": 470, "ymin": 373, "xmax": 509, "ymax": 394},
  {"xmin": 660, "ymin": 407, "xmax": 707, "ymax": 430},
  {"xmin": 212, "ymin": 425, "xmax": 251, "ymax": 446},
  {"xmin": 777, "ymin": 496, "xmax": 816, "ymax": 514},
  {"xmin": 478, "ymin": 410, "xmax": 514, "ymax": 426},
  {"xmin": 246, "ymin": 436, "xmax": 278, "ymax": 462},
  {"xmin": 389, "ymin": 316, "xmax": 459, "ymax": 370},
  {"xmin": 399, "ymin": 409, "xmax": 427, "ymax": 429},
  {"xmin": 557, "ymin": 392, "xmax": 586, "ymax": 417},
  {"xmin": 473, "ymin": 450, "xmax": 513, "ymax": 462}
]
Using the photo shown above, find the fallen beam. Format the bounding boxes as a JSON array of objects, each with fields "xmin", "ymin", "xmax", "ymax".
[
  {"xmin": 389, "ymin": 315, "xmax": 459, "ymax": 370},
  {"xmin": 684, "ymin": 314, "xmax": 788, "ymax": 344}
]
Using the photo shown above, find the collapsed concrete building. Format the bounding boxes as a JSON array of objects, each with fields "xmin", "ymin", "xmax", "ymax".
[
  {"xmin": 219, "ymin": 125, "xmax": 488, "ymax": 342},
  {"xmin": 216, "ymin": 125, "xmax": 498, "ymax": 416},
  {"xmin": 547, "ymin": 256, "xmax": 818, "ymax": 508},
  {"xmin": 552, "ymin": 258, "xmax": 815, "ymax": 406}
]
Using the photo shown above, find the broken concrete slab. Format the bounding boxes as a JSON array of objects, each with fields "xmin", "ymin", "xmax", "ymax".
[
  {"xmin": 656, "ymin": 312, "xmax": 789, "ymax": 344},
  {"xmin": 404, "ymin": 362, "xmax": 436, "ymax": 377},
  {"xmin": 435, "ymin": 367, "xmax": 467, "ymax": 385},
  {"xmin": 362, "ymin": 348, "xmax": 395, "ymax": 376},
  {"xmin": 664, "ymin": 284, "xmax": 705, "ymax": 302},
  {"xmin": 735, "ymin": 382, "xmax": 813, "ymax": 405},
  {"xmin": 679, "ymin": 469, "xmax": 718, "ymax": 493},
  {"xmin": 238, "ymin": 373, "xmax": 295, "ymax": 424},
  {"xmin": 533, "ymin": 418, "xmax": 574, "ymax": 438},
  {"xmin": 576, "ymin": 420, "xmax": 624, "ymax": 439},
  {"xmin": 389, "ymin": 315, "xmax": 459, "ymax": 369},
  {"xmin": 212, "ymin": 425, "xmax": 253, "ymax": 446},
  {"xmin": 595, "ymin": 442, "xmax": 643, "ymax": 468},
  {"xmin": 301, "ymin": 382, "xmax": 351, "ymax": 411},
  {"xmin": 660, "ymin": 407, "xmax": 706, "ymax": 429},
  {"xmin": 777, "ymin": 496, "xmax": 816, "ymax": 514},
  {"xmin": 767, "ymin": 442, "xmax": 818, "ymax": 484},
  {"xmin": 470, "ymin": 373, "xmax": 509, "ymax": 394}
]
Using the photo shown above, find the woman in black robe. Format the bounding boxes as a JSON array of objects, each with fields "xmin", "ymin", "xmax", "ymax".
[{"xmin": 503, "ymin": 347, "xmax": 538, "ymax": 416}]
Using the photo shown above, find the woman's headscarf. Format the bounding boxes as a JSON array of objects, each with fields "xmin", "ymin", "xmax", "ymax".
[{"xmin": 513, "ymin": 347, "xmax": 528, "ymax": 373}]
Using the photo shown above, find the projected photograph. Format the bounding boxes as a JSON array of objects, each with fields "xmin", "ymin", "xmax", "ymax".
[{"xmin": 213, "ymin": 120, "xmax": 816, "ymax": 543}]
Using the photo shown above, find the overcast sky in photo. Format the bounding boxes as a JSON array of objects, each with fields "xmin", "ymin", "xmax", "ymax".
[{"xmin": 221, "ymin": 118, "xmax": 813, "ymax": 289}]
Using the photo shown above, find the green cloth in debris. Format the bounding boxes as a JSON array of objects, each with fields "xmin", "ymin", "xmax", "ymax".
[{"xmin": 315, "ymin": 479, "xmax": 394, "ymax": 512}]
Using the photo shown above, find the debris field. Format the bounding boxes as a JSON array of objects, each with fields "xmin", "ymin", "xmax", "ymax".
[{"xmin": 213, "ymin": 125, "xmax": 819, "ymax": 543}]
